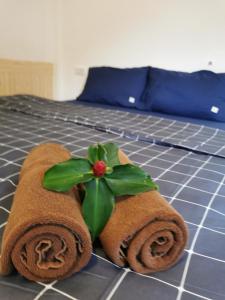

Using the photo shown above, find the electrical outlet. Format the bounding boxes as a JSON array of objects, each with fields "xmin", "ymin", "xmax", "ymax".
[{"xmin": 74, "ymin": 67, "xmax": 86, "ymax": 76}]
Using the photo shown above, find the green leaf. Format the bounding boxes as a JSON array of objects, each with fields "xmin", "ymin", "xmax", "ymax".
[
  {"xmin": 43, "ymin": 158, "xmax": 93, "ymax": 192},
  {"xmin": 98, "ymin": 144, "xmax": 107, "ymax": 161},
  {"xmin": 88, "ymin": 142, "xmax": 120, "ymax": 167},
  {"xmin": 88, "ymin": 145, "xmax": 99, "ymax": 164},
  {"xmin": 87, "ymin": 143, "xmax": 108, "ymax": 165},
  {"xmin": 105, "ymin": 164, "xmax": 158, "ymax": 196},
  {"xmin": 103, "ymin": 143, "xmax": 120, "ymax": 167},
  {"xmin": 82, "ymin": 178, "xmax": 115, "ymax": 240}
]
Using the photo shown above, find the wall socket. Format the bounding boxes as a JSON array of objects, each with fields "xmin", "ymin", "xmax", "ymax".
[{"xmin": 74, "ymin": 67, "xmax": 86, "ymax": 76}]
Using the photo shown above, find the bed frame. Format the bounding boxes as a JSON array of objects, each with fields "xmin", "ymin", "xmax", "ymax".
[{"xmin": 0, "ymin": 59, "xmax": 53, "ymax": 98}]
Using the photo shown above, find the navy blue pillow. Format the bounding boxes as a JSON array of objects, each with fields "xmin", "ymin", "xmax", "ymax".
[
  {"xmin": 146, "ymin": 67, "xmax": 225, "ymax": 122},
  {"xmin": 77, "ymin": 66, "xmax": 149, "ymax": 110}
]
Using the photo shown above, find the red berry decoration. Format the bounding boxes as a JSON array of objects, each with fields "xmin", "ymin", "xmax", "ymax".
[{"xmin": 92, "ymin": 160, "xmax": 106, "ymax": 177}]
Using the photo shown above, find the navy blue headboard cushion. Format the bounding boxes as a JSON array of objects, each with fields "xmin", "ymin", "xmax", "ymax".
[
  {"xmin": 77, "ymin": 66, "xmax": 149, "ymax": 110},
  {"xmin": 146, "ymin": 67, "xmax": 225, "ymax": 122}
]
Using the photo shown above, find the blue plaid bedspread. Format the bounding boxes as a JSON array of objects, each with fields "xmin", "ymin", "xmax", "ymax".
[{"xmin": 0, "ymin": 95, "xmax": 225, "ymax": 300}]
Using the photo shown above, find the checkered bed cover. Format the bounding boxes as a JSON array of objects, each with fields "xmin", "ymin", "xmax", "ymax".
[
  {"xmin": 1, "ymin": 95, "xmax": 225, "ymax": 158},
  {"xmin": 0, "ymin": 97, "xmax": 225, "ymax": 300}
]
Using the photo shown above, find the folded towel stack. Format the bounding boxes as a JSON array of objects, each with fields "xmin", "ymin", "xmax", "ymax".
[
  {"xmin": 0, "ymin": 144, "xmax": 92, "ymax": 282},
  {"xmin": 0, "ymin": 143, "xmax": 188, "ymax": 281}
]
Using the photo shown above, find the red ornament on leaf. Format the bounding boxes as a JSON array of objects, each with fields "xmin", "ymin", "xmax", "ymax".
[{"xmin": 92, "ymin": 160, "xmax": 106, "ymax": 177}]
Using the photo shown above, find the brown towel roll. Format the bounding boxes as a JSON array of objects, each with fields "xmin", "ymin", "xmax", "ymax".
[
  {"xmin": 0, "ymin": 144, "xmax": 92, "ymax": 282},
  {"xmin": 100, "ymin": 150, "xmax": 188, "ymax": 274}
]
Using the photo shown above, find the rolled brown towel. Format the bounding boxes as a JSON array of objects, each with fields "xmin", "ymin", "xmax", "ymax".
[
  {"xmin": 0, "ymin": 144, "xmax": 92, "ymax": 282},
  {"xmin": 100, "ymin": 150, "xmax": 188, "ymax": 274}
]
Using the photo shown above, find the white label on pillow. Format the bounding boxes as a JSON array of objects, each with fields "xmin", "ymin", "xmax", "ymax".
[
  {"xmin": 211, "ymin": 106, "xmax": 219, "ymax": 114},
  {"xmin": 129, "ymin": 97, "xmax": 135, "ymax": 104}
]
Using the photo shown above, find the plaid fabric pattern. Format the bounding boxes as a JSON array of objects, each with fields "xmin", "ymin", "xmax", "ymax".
[
  {"xmin": 0, "ymin": 105, "xmax": 225, "ymax": 300},
  {"xmin": 1, "ymin": 95, "xmax": 225, "ymax": 158}
]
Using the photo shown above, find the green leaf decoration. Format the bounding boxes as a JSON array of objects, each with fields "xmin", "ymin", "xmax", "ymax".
[
  {"xmin": 82, "ymin": 178, "xmax": 115, "ymax": 240},
  {"xmin": 43, "ymin": 142, "xmax": 159, "ymax": 240},
  {"xmin": 105, "ymin": 164, "xmax": 158, "ymax": 196},
  {"xmin": 98, "ymin": 144, "xmax": 107, "ymax": 162},
  {"xmin": 87, "ymin": 143, "xmax": 120, "ymax": 167},
  {"xmin": 43, "ymin": 158, "xmax": 93, "ymax": 192},
  {"xmin": 103, "ymin": 143, "xmax": 120, "ymax": 167},
  {"xmin": 88, "ymin": 144, "xmax": 99, "ymax": 164},
  {"xmin": 87, "ymin": 143, "xmax": 107, "ymax": 165}
]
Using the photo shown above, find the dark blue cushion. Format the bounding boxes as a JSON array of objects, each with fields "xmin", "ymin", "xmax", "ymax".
[
  {"xmin": 77, "ymin": 66, "xmax": 149, "ymax": 110},
  {"xmin": 146, "ymin": 67, "xmax": 225, "ymax": 122}
]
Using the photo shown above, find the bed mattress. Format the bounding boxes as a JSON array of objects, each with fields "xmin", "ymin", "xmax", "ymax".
[
  {"xmin": 73, "ymin": 100, "xmax": 225, "ymax": 130},
  {"xmin": 0, "ymin": 95, "xmax": 225, "ymax": 300}
]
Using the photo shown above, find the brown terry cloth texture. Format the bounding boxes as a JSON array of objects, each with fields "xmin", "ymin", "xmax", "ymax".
[
  {"xmin": 0, "ymin": 143, "xmax": 92, "ymax": 282},
  {"xmin": 100, "ymin": 150, "xmax": 188, "ymax": 274}
]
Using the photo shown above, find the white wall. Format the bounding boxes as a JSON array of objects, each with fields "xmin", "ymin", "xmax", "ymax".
[
  {"xmin": 59, "ymin": 0, "xmax": 225, "ymax": 100},
  {"xmin": 1, "ymin": 0, "xmax": 225, "ymax": 100},
  {"xmin": 0, "ymin": 0, "xmax": 59, "ymax": 97}
]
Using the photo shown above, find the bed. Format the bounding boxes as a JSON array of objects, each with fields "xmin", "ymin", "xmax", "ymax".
[
  {"xmin": 0, "ymin": 94, "xmax": 225, "ymax": 300},
  {"xmin": 0, "ymin": 59, "xmax": 53, "ymax": 99}
]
